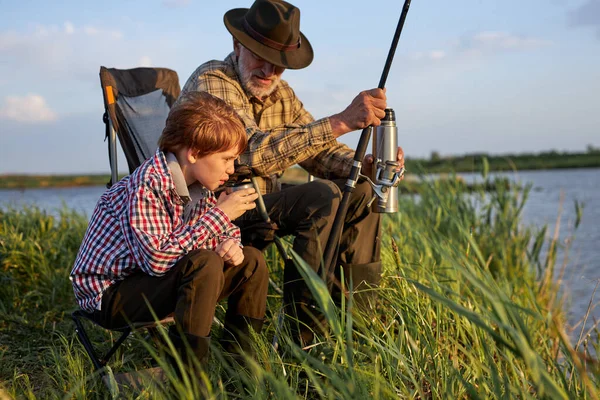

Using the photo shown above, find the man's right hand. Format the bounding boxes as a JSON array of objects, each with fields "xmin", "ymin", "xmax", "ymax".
[
  {"xmin": 329, "ymin": 88, "xmax": 387, "ymax": 138},
  {"xmin": 216, "ymin": 188, "xmax": 259, "ymax": 221}
]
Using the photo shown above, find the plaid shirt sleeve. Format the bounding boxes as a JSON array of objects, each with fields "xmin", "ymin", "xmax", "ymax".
[
  {"xmin": 121, "ymin": 182, "xmax": 231, "ymax": 276},
  {"xmin": 274, "ymin": 92, "xmax": 355, "ymax": 180},
  {"xmin": 198, "ymin": 195, "xmax": 243, "ymax": 248}
]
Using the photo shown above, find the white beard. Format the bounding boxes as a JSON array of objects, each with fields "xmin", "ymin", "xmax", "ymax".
[{"xmin": 236, "ymin": 51, "xmax": 281, "ymax": 99}]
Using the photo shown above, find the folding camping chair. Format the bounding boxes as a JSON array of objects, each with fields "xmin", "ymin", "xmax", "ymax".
[
  {"xmin": 71, "ymin": 66, "xmax": 181, "ymax": 392},
  {"xmin": 99, "ymin": 66, "xmax": 181, "ymax": 187},
  {"xmin": 72, "ymin": 66, "xmax": 287, "ymax": 392}
]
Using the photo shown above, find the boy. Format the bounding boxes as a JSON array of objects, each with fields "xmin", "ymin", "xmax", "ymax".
[{"xmin": 70, "ymin": 91, "xmax": 268, "ymax": 379}]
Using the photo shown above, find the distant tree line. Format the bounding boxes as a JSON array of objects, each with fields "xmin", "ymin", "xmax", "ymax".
[
  {"xmin": 405, "ymin": 145, "xmax": 600, "ymax": 173},
  {"xmin": 1, "ymin": 146, "xmax": 598, "ymax": 189}
]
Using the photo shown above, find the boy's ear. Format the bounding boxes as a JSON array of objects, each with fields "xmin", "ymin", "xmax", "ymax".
[{"xmin": 186, "ymin": 148, "xmax": 197, "ymax": 164}]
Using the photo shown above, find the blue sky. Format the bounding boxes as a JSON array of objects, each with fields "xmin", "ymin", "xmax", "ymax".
[{"xmin": 1, "ymin": 0, "xmax": 599, "ymax": 174}]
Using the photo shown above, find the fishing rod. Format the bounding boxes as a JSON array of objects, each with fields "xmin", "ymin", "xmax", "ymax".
[{"xmin": 323, "ymin": 0, "xmax": 413, "ymax": 288}]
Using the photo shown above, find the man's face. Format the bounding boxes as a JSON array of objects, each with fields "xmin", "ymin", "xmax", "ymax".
[{"xmin": 235, "ymin": 42, "xmax": 285, "ymax": 99}]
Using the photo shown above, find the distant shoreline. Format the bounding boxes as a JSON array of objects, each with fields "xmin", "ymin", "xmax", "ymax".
[{"xmin": 2, "ymin": 150, "xmax": 599, "ymax": 189}]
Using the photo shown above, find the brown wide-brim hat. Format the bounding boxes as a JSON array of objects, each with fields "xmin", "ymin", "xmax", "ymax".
[{"xmin": 224, "ymin": 0, "xmax": 313, "ymax": 70}]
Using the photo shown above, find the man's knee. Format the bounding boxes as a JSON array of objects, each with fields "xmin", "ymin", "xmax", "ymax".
[
  {"xmin": 309, "ymin": 179, "xmax": 342, "ymax": 201},
  {"xmin": 301, "ymin": 179, "xmax": 342, "ymax": 217},
  {"xmin": 343, "ymin": 179, "xmax": 378, "ymax": 220},
  {"xmin": 353, "ymin": 179, "xmax": 374, "ymax": 199}
]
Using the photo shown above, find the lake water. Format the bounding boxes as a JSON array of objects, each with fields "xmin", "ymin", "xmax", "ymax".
[
  {"xmin": 458, "ymin": 168, "xmax": 600, "ymax": 343},
  {"xmin": 1, "ymin": 168, "xmax": 599, "ymax": 341}
]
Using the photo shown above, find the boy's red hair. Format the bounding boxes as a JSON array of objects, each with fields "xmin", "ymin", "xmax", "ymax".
[{"xmin": 159, "ymin": 91, "xmax": 247, "ymax": 157}]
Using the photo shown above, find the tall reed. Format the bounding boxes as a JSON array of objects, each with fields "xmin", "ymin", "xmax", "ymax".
[{"xmin": 0, "ymin": 170, "xmax": 597, "ymax": 399}]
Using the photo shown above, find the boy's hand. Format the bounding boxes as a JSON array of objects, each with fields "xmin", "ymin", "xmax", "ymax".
[
  {"xmin": 215, "ymin": 239, "xmax": 244, "ymax": 266},
  {"xmin": 217, "ymin": 188, "xmax": 259, "ymax": 220}
]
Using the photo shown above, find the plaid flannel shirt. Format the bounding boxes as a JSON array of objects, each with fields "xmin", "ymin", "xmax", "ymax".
[
  {"xmin": 70, "ymin": 149, "xmax": 240, "ymax": 312},
  {"xmin": 180, "ymin": 53, "xmax": 355, "ymax": 194}
]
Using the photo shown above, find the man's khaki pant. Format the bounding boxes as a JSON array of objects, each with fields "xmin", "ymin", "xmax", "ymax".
[{"xmin": 236, "ymin": 179, "xmax": 382, "ymax": 343}]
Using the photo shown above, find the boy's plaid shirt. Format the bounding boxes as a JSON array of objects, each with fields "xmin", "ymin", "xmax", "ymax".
[
  {"xmin": 180, "ymin": 53, "xmax": 355, "ymax": 194},
  {"xmin": 70, "ymin": 149, "xmax": 240, "ymax": 312}
]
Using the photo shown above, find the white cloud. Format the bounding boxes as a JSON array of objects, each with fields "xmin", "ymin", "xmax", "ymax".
[
  {"xmin": 408, "ymin": 31, "xmax": 551, "ymax": 65},
  {"xmin": 82, "ymin": 25, "xmax": 122, "ymax": 39},
  {"xmin": 429, "ymin": 51, "xmax": 446, "ymax": 60},
  {"xmin": 83, "ymin": 25, "xmax": 98, "ymax": 35},
  {"xmin": 568, "ymin": 0, "xmax": 600, "ymax": 38},
  {"xmin": 162, "ymin": 0, "xmax": 191, "ymax": 8},
  {"xmin": 0, "ymin": 94, "xmax": 58, "ymax": 123},
  {"xmin": 470, "ymin": 31, "xmax": 551, "ymax": 50},
  {"xmin": 64, "ymin": 21, "xmax": 74, "ymax": 35},
  {"xmin": 138, "ymin": 56, "xmax": 152, "ymax": 67},
  {"xmin": 411, "ymin": 50, "xmax": 447, "ymax": 61},
  {"xmin": 0, "ymin": 23, "xmax": 131, "ymax": 84}
]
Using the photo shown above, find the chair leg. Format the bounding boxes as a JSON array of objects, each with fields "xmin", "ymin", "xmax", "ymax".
[
  {"xmin": 72, "ymin": 313, "xmax": 104, "ymax": 371},
  {"xmin": 72, "ymin": 312, "xmax": 131, "ymax": 372},
  {"xmin": 102, "ymin": 330, "xmax": 132, "ymax": 365}
]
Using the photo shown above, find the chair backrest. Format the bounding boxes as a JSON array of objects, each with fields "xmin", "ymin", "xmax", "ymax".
[{"xmin": 99, "ymin": 67, "xmax": 181, "ymax": 184}]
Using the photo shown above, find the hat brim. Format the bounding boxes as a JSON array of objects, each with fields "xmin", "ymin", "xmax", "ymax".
[{"xmin": 224, "ymin": 8, "xmax": 314, "ymax": 70}]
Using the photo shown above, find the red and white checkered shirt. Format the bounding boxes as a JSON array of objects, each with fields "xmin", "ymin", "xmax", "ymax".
[{"xmin": 70, "ymin": 149, "xmax": 240, "ymax": 312}]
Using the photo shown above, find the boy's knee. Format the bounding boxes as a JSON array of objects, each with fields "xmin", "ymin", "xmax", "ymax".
[
  {"xmin": 242, "ymin": 247, "xmax": 268, "ymax": 280},
  {"xmin": 186, "ymin": 249, "xmax": 225, "ymax": 282}
]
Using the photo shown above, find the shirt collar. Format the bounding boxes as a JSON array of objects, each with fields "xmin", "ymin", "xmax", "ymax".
[
  {"xmin": 152, "ymin": 149, "xmax": 175, "ymax": 191},
  {"xmin": 165, "ymin": 151, "xmax": 209, "ymax": 204},
  {"xmin": 165, "ymin": 152, "xmax": 192, "ymax": 204}
]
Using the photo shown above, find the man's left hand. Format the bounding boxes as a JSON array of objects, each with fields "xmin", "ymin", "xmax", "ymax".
[{"xmin": 363, "ymin": 146, "xmax": 405, "ymax": 180}]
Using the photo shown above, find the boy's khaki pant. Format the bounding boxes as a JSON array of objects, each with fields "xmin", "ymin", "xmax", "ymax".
[{"xmin": 92, "ymin": 247, "xmax": 269, "ymax": 338}]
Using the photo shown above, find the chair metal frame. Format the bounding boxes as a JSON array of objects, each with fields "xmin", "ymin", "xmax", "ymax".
[
  {"xmin": 71, "ymin": 66, "xmax": 182, "ymax": 393},
  {"xmin": 99, "ymin": 66, "xmax": 181, "ymax": 187},
  {"xmin": 72, "ymin": 310, "xmax": 173, "ymax": 374}
]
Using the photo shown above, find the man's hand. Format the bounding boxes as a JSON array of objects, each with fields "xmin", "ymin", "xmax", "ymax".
[
  {"xmin": 215, "ymin": 239, "xmax": 244, "ymax": 266},
  {"xmin": 329, "ymin": 88, "xmax": 387, "ymax": 138},
  {"xmin": 362, "ymin": 146, "xmax": 405, "ymax": 180}
]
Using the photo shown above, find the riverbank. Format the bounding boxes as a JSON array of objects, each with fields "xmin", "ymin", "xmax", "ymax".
[
  {"xmin": 2, "ymin": 149, "xmax": 598, "ymax": 189},
  {"xmin": 0, "ymin": 174, "xmax": 120, "ymax": 189},
  {"xmin": 408, "ymin": 149, "xmax": 600, "ymax": 173},
  {"xmin": 1, "ymin": 170, "xmax": 598, "ymax": 399},
  {"xmin": 0, "ymin": 171, "xmax": 512, "ymax": 195}
]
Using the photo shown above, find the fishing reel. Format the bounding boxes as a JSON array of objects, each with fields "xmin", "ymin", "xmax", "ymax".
[{"xmin": 359, "ymin": 108, "xmax": 404, "ymax": 213}]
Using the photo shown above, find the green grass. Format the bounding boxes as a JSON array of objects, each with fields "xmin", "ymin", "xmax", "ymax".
[{"xmin": 1, "ymin": 170, "xmax": 599, "ymax": 399}]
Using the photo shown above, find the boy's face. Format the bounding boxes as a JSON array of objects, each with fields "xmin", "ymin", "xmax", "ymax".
[{"xmin": 191, "ymin": 148, "xmax": 238, "ymax": 191}]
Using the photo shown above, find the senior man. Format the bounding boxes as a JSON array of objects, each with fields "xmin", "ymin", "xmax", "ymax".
[{"xmin": 178, "ymin": 0, "xmax": 405, "ymax": 346}]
